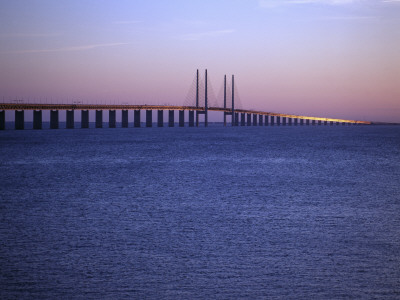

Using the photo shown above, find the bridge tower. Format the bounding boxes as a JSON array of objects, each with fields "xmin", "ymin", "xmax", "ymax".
[
  {"xmin": 223, "ymin": 74, "xmax": 235, "ymax": 126},
  {"xmin": 196, "ymin": 69, "xmax": 208, "ymax": 127},
  {"xmin": 196, "ymin": 69, "xmax": 199, "ymax": 127},
  {"xmin": 224, "ymin": 74, "xmax": 227, "ymax": 126},
  {"xmin": 205, "ymin": 69, "xmax": 208, "ymax": 126},
  {"xmin": 232, "ymin": 75, "xmax": 235, "ymax": 126}
]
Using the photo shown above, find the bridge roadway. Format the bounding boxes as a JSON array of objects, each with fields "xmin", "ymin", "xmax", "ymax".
[{"xmin": 0, "ymin": 103, "xmax": 371, "ymax": 125}]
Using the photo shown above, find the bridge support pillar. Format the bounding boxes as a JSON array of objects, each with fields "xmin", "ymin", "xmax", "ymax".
[
  {"xmin": 179, "ymin": 110, "xmax": 184, "ymax": 127},
  {"xmin": 134, "ymin": 110, "xmax": 141, "ymax": 127},
  {"xmin": 66, "ymin": 110, "xmax": 74, "ymax": 129},
  {"xmin": 122, "ymin": 110, "xmax": 128, "ymax": 128},
  {"xmin": 189, "ymin": 111, "xmax": 194, "ymax": 127},
  {"xmin": 277, "ymin": 116, "xmax": 281, "ymax": 126},
  {"xmin": 223, "ymin": 112, "xmax": 226, "ymax": 127},
  {"xmin": 324, "ymin": 121, "xmax": 327, "ymax": 126},
  {"xmin": 235, "ymin": 113, "xmax": 239, "ymax": 126},
  {"xmin": 109, "ymin": 110, "xmax": 116, "ymax": 128},
  {"xmin": 241, "ymin": 113, "xmax": 245, "ymax": 126},
  {"xmin": 247, "ymin": 114, "xmax": 251, "ymax": 126},
  {"xmin": 312, "ymin": 120, "xmax": 316, "ymax": 126},
  {"xmin": 0, "ymin": 110, "xmax": 5, "ymax": 130},
  {"xmin": 259, "ymin": 115, "xmax": 263, "ymax": 126},
  {"xmin": 336, "ymin": 122, "xmax": 339, "ymax": 125},
  {"xmin": 50, "ymin": 110, "xmax": 59, "ymax": 129},
  {"xmin": 318, "ymin": 120, "xmax": 322, "ymax": 126},
  {"xmin": 157, "ymin": 110, "xmax": 163, "ymax": 127},
  {"xmin": 15, "ymin": 110, "xmax": 24, "ymax": 130},
  {"xmin": 330, "ymin": 121, "xmax": 333, "ymax": 126},
  {"xmin": 306, "ymin": 119, "xmax": 310, "ymax": 125},
  {"xmin": 146, "ymin": 110, "xmax": 152, "ymax": 127},
  {"xmin": 33, "ymin": 110, "xmax": 42, "ymax": 129},
  {"xmin": 282, "ymin": 117, "xmax": 286, "ymax": 126},
  {"xmin": 81, "ymin": 110, "xmax": 89, "ymax": 128},
  {"xmin": 96, "ymin": 110, "xmax": 103, "ymax": 128},
  {"xmin": 288, "ymin": 118, "xmax": 292, "ymax": 126},
  {"xmin": 270, "ymin": 116, "xmax": 275, "ymax": 126},
  {"xmin": 342, "ymin": 122, "xmax": 346, "ymax": 126},
  {"xmin": 253, "ymin": 114, "xmax": 257, "ymax": 126},
  {"xmin": 169, "ymin": 110, "xmax": 174, "ymax": 127},
  {"xmin": 294, "ymin": 118, "xmax": 298, "ymax": 126}
]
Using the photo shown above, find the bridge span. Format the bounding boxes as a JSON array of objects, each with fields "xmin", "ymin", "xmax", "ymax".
[
  {"xmin": 0, "ymin": 102, "xmax": 371, "ymax": 130},
  {"xmin": 0, "ymin": 69, "xmax": 371, "ymax": 130}
]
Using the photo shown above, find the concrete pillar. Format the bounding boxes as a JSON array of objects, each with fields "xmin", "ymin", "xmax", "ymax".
[
  {"xmin": 122, "ymin": 110, "xmax": 128, "ymax": 128},
  {"xmin": 241, "ymin": 113, "xmax": 245, "ymax": 126},
  {"xmin": 169, "ymin": 110, "xmax": 174, "ymax": 127},
  {"xmin": 50, "ymin": 110, "xmax": 59, "ymax": 129},
  {"xmin": 0, "ymin": 110, "xmax": 5, "ymax": 130},
  {"xmin": 157, "ymin": 110, "xmax": 163, "ymax": 127},
  {"xmin": 109, "ymin": 110, "xmax": 116, "ymax": 128},
  {"xmin": 271, "ymin": 116, "xmax": 275, "ymax": 126},
  {"xmin": 318, "ymin": 120, "xmax": 322, "ymax": 125},
  {"xmin": 306, "ymin": 119, "xmax": 310, "ymax": 125},
  {"xmin": 330, "ymin": 121, "xmax": 333, "ymax": 126},
  {"xmin": 312, "ymin": 120, "xmax": 316, "ymax": 126},
  {"xmin": 189, "ymin": 111, "xmax": 194, "ymax": 127},
  {"xmin": 336, "ymin": 122, "xmax": 340, "ymax": 125},
  {"xmin": 300, "ymin": 119, "xmax": 304, "ymax": 126},
  {"xmin": 342, "ymin": 122, "xmax": 346, "ymax": 126},
  {"xmin": 235, "ymin": 113, "xmax": 239, "ymax": 126},
  {"xmin": 0, "ymin": 110, "xmax": 4, "ymax": 130},
  {"xmin": 282, "ymin": 117, "xmax": 286, "ymax": 126},
  {"xmin": 81, "ymin": 110, "xmax": 89, "ymax": 128},
  {"xmin": 146, "ymin": 110, "xmax": 152, "ymax": 127},
  {"xmin": 277, "ymin": 116, "xmax": 281, "ymax": 126},
  {"xmin": 96, "ymin": 110, "xmax": 103, "ymax": 128},
  {"xmin": 33, "ymin": 110, "xmax": 42, "ymax": 129},
  {"xmin": 66, "ymin": 110, "xmax": 74, "ymax": 129},
  {"xmin": 324, "ymin": 121, "xmax": 327, "ymax": 126},
  {"xmin": 134, "ymin": 110, "xmax": 141, "ymax": 127},
  {"xmin": 294, "ymin": 118, "xmax": 298, "ymax": 126},
  {"xmin": 15, "ymin": 110, "xmax": 24, "ymax": 130},
  {"xmin": 288, "ymin": 118, "xmax": 292, "ymax": 126},
  {"xmin": 259, "ymin": 115, "xmax": 263, "ymax": 126},
  {"xmin": 253, "ymin": 114, "xmax": 257, "ymax": 126},
  {"xmin": 179, "ymin": 110, "xmax": 184, "ymax": 127},
  {"xmin": 247, "ymin": 113, "xmax": 251, "ymax": 126},
  {"xmin": 265, "ymin": 115, "xmax": 269, "ymax": 126}
]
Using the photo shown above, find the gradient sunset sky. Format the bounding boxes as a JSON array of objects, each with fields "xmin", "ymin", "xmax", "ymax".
[{"xmin": 1, "ymin": 0, "xmax": 399, "ymax": 122}]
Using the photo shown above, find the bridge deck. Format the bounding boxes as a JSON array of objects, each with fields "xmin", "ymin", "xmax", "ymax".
[{"xmin": 0, "ymin": 103, "xmax": 371, "ymax": 124}]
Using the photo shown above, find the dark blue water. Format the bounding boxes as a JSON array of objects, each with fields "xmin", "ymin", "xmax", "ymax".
[{"xmin": 1, "ymin": 125, "xmax": 400, "ymax": 299}]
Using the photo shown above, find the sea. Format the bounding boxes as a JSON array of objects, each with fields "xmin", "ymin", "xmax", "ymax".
[{"xmin": 1, "ymin": 124, "xmax": 399, "ymax": 299}]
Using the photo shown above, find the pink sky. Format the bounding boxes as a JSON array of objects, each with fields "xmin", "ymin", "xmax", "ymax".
[{"xmin": 1, "ymin": 0, "xmax": 399, "ymax": 122}]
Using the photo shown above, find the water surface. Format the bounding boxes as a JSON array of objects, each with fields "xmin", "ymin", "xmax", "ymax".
[{"xmin": 1, "ymin": 125, "xmax": 399, "ymax": 299}]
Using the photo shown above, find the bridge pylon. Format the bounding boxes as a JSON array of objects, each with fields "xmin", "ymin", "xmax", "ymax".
[
  {"xmin": 223, "ymin": 75, "xmax": 235, "ymax": 126},
  {"xmin": 196, "ymin": 69, "xmax": 208, "ymax": 127},
  {"xmin": 223, "ymin": 74, "xmax": 235, "ymax": 126}
]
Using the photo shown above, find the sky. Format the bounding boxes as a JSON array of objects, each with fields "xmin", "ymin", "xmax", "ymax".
[{"xmin": 0, "ymin": 0, "xmax": 399, "ymax": 122}]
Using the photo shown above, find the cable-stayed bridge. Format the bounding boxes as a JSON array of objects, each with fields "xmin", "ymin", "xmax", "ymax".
[{"xmin": 0, "ymin": 69, "xmax": 371, "ymax": 130}]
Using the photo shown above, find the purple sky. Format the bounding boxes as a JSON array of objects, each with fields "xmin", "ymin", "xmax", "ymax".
[{"xmin": 1, "ymin": 0, "xmax": 399, "ymax": 122}]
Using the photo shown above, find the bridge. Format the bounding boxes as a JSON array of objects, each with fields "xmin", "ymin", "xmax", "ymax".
[{"xmin": 0, "ymin": 69, "xmax": 371, "ymax": 130}]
